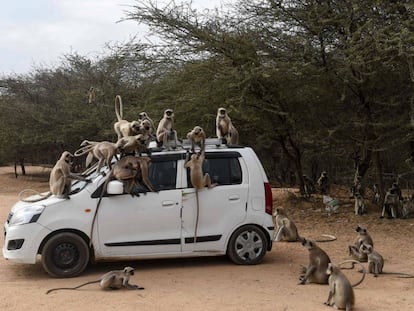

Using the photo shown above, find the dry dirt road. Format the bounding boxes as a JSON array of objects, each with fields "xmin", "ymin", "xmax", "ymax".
[{"xmin": 1, "ymin": 166, "xmax": 414, "ymax": 310}]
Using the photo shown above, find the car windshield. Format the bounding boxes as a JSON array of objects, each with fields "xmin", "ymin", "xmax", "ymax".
[{"xmin": 70, "ymin": 163, "xmax": 103, "ymax": 195}]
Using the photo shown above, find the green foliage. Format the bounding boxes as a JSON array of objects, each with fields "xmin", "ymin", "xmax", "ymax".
[{"xmin": 1, "ymin": 0, "xmax": 414, "ymax": 189}]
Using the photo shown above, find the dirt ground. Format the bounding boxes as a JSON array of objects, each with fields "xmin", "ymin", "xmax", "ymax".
[{"xmin": 1, "ymin": 166, "xmax": 414, "ymax": 311}]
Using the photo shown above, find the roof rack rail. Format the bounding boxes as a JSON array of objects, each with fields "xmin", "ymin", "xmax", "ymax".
[{"xmin": 147, "ymin": 138, "xmax": 229, "ymax": 152}]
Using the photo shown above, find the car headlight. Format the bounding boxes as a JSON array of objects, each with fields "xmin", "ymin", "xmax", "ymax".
[{"xmin": 8, "ymin": 205, "xmax": 45, "ymax": 226}]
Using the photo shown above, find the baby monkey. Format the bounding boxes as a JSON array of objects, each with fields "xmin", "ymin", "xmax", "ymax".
[{"xmin": 46, "ymin": 267, "xmax": 144, "ymax": 294}]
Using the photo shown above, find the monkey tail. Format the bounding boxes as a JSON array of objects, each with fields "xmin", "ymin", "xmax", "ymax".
[
  {"xmin": 315, "ymin": 234, "xmax": 337, "ymax": 243},
  {"xmin": 194, "ymin": 190, "xmax": 199, "ymax": 245},
  {"xmin": 115, "ymin": 95, "xmax": 123, "ymax": 121},
  {"xmin": 382, "ymin": 272, "xmax": 414, "ymax": 278},
  {"xmin": 89, "ymin": 170, "xmax": 113, "ymax": 247},
  {"xmin": 74, "ymin": 144, "xmax": 94, "ymax": 157},
  {"xmin": 46, "ymin": 281, "xmax": 100, "ymax": 294},
  {"xmin": 19, "ymin": 189, "xmax": 52, "ymax": 203},
  {"xmin": 338, "ymin": 259, "xmax": 366, "ymax": 287}
]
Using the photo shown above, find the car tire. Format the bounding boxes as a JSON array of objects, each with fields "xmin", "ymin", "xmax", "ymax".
[
  {"xmin": 41, "ymin": 232, "xmax": 89, "ymax": 278},
  {"xmin": 227, "ymin": 225, "xmax": 268, "ymax": 265}
]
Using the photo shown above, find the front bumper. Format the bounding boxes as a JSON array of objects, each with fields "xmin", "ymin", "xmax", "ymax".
[{"xmin": 3, "ymin": 222, "xmax": 51, "ymax": 264}]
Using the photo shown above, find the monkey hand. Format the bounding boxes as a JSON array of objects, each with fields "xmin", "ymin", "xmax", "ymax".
[
  {"xmin": 86, "ymin": 179, "xmax": 92, "ymax": 183},
  {"xmin": 324, "ymin": 301, "xmax": 331, "ymax": 306}
]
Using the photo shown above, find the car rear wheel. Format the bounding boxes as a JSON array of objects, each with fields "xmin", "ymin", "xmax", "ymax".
[
  {"xmin": 227, "ymin": 225, "xmax": 267, "ymax": 265},
  {"xmin": 41, "ymin": 232, "xmax": 89, "ymax": 278}
]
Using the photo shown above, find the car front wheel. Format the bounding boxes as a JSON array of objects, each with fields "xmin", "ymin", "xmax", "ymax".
[
  {"xmin": 41, "ymin": 232, "xmax": 89, "ymax": 278},
  {"xmin": 227, "ymin": 225, "xmax": 268, "ymax": 265}
]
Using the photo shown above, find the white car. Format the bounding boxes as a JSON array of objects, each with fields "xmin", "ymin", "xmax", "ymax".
[{"xmin": 3, "ymin": 141, "xmax": 274, "ymax": 277}]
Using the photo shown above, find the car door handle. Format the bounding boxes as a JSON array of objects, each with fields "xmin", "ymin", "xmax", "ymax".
[
  {"xmin": 228, "ymin": 195, "xmax": 240, "ymax": 201},
  {"xmin": 162, "ymin": 200, "xmax": 175, "ymax": 207}
]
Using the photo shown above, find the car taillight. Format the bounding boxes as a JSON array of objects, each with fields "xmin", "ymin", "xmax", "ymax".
[{"xmin": 264, "ymin": 182, "xmax": 273, "ymax": 215}]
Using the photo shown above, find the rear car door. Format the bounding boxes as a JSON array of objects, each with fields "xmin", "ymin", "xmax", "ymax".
[
  {"xmin": 93, "ymin": 154, "xmax": 183, "ymax": 258},
  {"xmin": 181, "ymin": 151, "xmax": 248, "ymax": 252}
]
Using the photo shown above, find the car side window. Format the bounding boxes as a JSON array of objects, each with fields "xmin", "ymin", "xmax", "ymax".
[
  {"xmin": 148, "ymin": 160, "xmax": 177, "ymax": 191},
  {"xmin": 91, "ymin": 159, "xmax": 177, "ymax": 198},
  {"xmin": 186, "ymin": 156, "xmax": 242, "ymax": 187}
]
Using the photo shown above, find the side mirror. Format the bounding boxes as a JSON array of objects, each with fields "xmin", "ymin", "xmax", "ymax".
[{"xmin": 106, "ymin": 180, "xmax": 124, "ymax": 195}]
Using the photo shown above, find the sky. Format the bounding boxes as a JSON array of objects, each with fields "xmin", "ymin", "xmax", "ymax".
[{"xmin": 0, "ymin": 0, "xmax": 225, "ymax": 75}]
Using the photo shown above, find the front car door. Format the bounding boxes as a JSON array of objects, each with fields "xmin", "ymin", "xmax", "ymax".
[{"xmin": 92, "ymin": 154, "xmax": 183, "ymax": 258}]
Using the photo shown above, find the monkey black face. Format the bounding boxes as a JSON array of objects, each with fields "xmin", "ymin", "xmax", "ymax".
[
  {"xmin": 361, "ymin": 244, "xmax": 372, "ymax": 254},
  {"xmin": 218, "ymin": 108, "xmax": 226, "ymax": 116},
  {"xmin": 131, "ymin": 121, "xmax": 141, "ymax": 132},
  {"xmin": 356, "ymin": 225, "xmax": 367, "ymax": 234},
  {"xmin": 62, "ymin": 151, "xmax": 74, "ymax": 164},
  {"xmin": 193, "ymin": 126, "xmax": 203, "ymax": 135},
  {"xmin": 139, "ymin": 112, "xmax": 148, "ymax": 120},
  {"xmin": 164, "ymin": 109, "xmax": 174, "ymax": 118},
  {"xmin": 124, "ymin": 267, "xmax": 135, "ymax": 275}
]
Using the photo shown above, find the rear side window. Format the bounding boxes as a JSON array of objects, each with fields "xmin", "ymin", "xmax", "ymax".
[{"xmin": 186, "ymin": 154, "xmax": 242, "ymax": 187}]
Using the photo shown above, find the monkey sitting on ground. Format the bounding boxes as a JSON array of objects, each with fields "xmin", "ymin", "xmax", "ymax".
[
  {"xmin": 348, "ymin": 225, "xmax": 374, "ymax": 262},
  {"xmin": 187, "ymin": 126, "xmax": 206, "ymax": 154},
  {"xmin": 216, "ymin": 107, "xmax": 239, "ymax": 145},
  {"xmin": 156, "ymin": 109, "xmax": 178, "ymax": 149},
  {"xmin": 113, "ymin": 95, "xmax": 141, "ymax": 139},
  {"xmin": 74, "ymin": 140, "xmax": 119, "ymax": 173},
  {"xmin": 360, "ymin": 243, "xmax": 414, "ymax": 278},
  {"xmin": 324, "ymin": 263, "xmax": 355, "ymax": 311},
  {"xmin": 273, "ymin": 207, "xmax": 336, "ymax": 242},
  {"xmin": 21, "ymin": 151, "xmax": 90, "ymax": 202},
  {"xmin": 46, "ymin": 267, "xmax": 144, "ymax": 294},
  {"xmin": 299, "ymin": 238, "xmax": 332, "ymax": 285}
]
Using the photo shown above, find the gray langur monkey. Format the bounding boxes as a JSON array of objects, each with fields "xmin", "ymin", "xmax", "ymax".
[
  {"xmin": 324, "ymin": 263, "xmax": 355, "ymax": 311},
  {"xmin": 360, "ymin": 244, "xmax": 414, "ymax": 278},
  {"xmin": 348, "ymin": 225, "xmax": 374, "ymax": 262},
  {"xmin": 113, "ymin": 95, "xmax": 141, "ymax": 139},
  {"xmin": 184, "ymin": 149, "xmax": 217, "ymax": 243},
  {"xmin": 187, "ymin": 126, "xmax": 206, "ymax": 154},
  {"xmin": 273, "ymin": 207, "xmax": 336, "ymax": 242},
  {"xmin": 74, "ymin": 140, "xmax": 119, "ymax": 173},
  {"xmin": 216, "ymin": 107, "xmax": 239, "ymax": 145},
  {"xmin": 46, "ymin": 267, "xmax": 144, "ymax": 294},
  {"xmin": 21, "ymin": 151, "xmax": 90, "ymax": 202},
  {"xmin": 299, "ymin": 238, "xmax": 332, "ymax": 285},
  {"xmin": 110, "ymin": 155, "xmax": 156, "ymax": 194},
  {"xmin": 138, "ymin": 112, "xmax": 156, "ymax": 135},
  {"xmin": 116, "ymin": 134, "xmax": 148, "ymax": 155},
  {"xmin": 87, "ymin": 86, "xmax": 96, "ymax": 105},
  {"xmin": 156, "ymin": 109, "xmax": 178, "ymax": 149}
]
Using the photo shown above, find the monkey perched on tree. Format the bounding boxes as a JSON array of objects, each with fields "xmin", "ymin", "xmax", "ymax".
[
  {"xmin": 216, "ymin": 107, "xmax": 239, "ymax": 145},
  {"xmin": 46, "ymin": 267, "xmax": 144, "ymax": 294},
  {"xmin": 87, "ymin": 86, "xmax": 96, "ymax": 105},
  {"xmin": 21, "ymin": 151, "xmax": 90, "ymax": 202}
]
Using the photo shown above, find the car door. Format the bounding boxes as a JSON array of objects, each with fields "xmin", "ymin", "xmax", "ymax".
[
  {"xmin": 181, "ymin": 152, "xmax": 248, "ymax": 252},
  {"xmin": 93, "ymin": 155, "xmax": 183, "ymax": 258}
]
